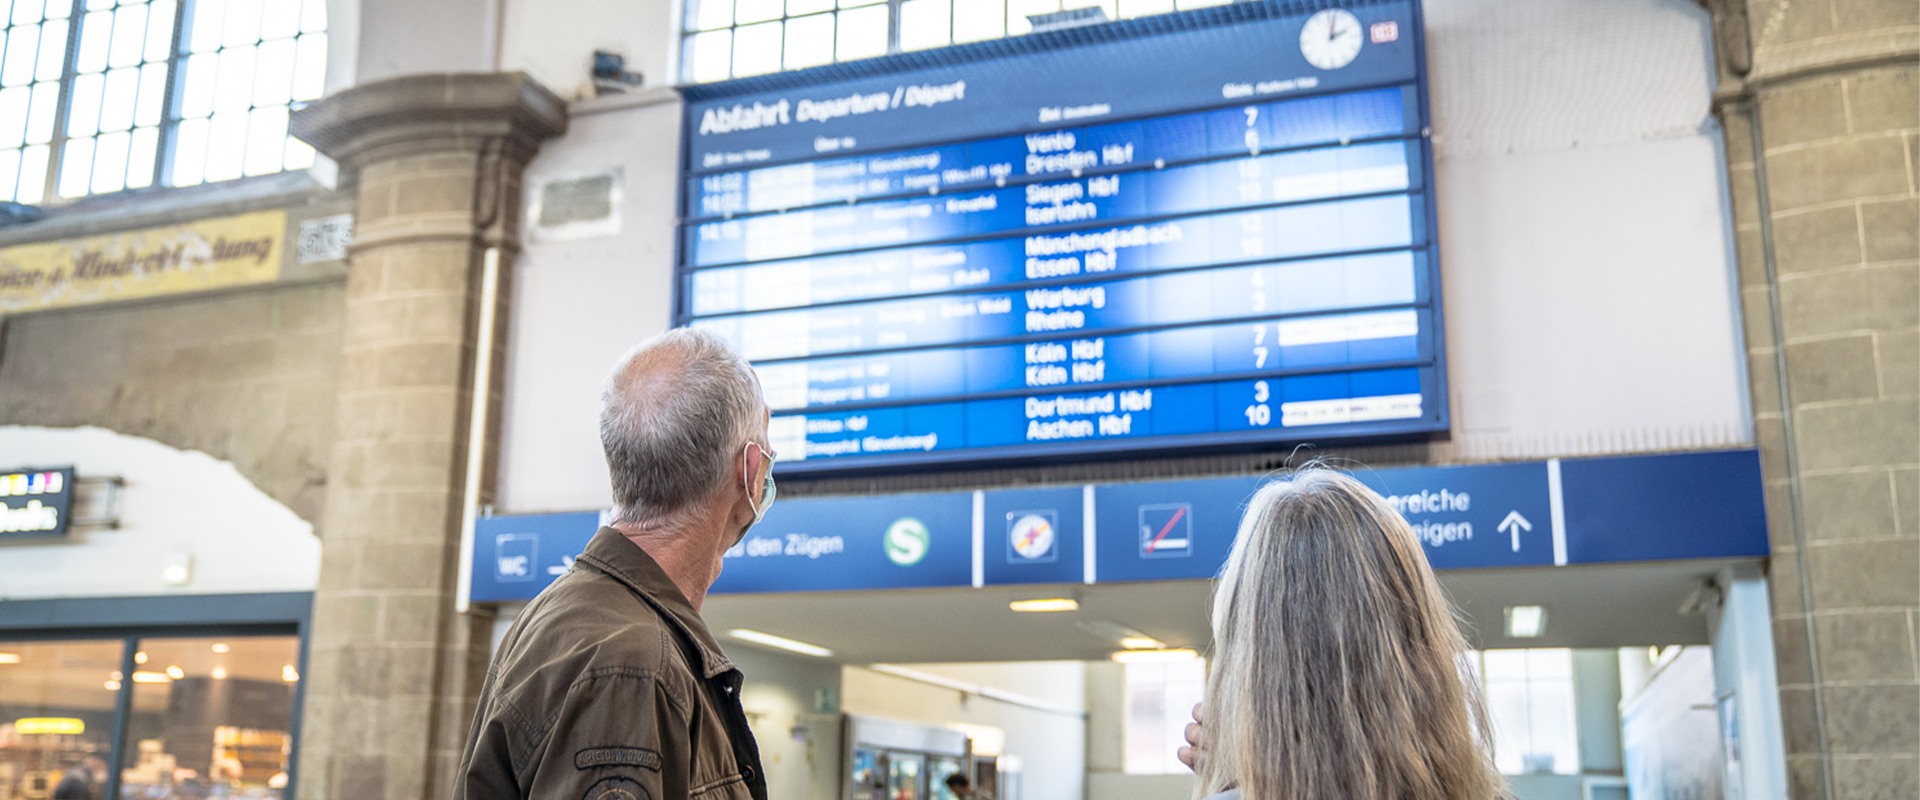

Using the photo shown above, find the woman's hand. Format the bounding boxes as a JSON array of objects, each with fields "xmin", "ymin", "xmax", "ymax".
[{"xmin": 1176, "ymin": 702, "xmax": 1205, "ymax": 773}]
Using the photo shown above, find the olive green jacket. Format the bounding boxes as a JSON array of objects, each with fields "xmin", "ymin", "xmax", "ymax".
[{"xmin": 454, "ymin": 527, "xmax": 767, "ymax": 800}]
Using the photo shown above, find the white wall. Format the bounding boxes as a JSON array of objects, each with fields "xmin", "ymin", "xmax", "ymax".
[
  {"xmin": 495, "ymin": 90, "xmax": 685, "ymax": 513},
  {"xmin": 842, "ymin": 662, "xmax": 1087, "ymax": 800},
  {"xmin": 498, "ymin": 0, "xmax": 679, "ymax": 101},
  {"xmin": 1425, "ymin": 0, "xmax": 1749, "ymax": 460},
  {"xmin": 492, "ymin": 0, "xmax": 1748, "ymax": 512},
  {"xmin": 0, "ymin": 425, "xmax": 320, "ymax": 600},
  {"xmin": 729, "ymin": 645, "xmax": 847, "ymax": 800},
  {"xmin": 1084, "ymin": 660, "xmax": 1197, "ymax": 800}
]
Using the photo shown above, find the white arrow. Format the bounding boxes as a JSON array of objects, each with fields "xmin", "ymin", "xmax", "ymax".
[{"xmin": 1496, "ymin": 511, "xmax": 1532, "ymax": 552}]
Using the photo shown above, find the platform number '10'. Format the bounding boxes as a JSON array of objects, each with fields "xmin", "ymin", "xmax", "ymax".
[{"xmin": 1246, "ymin": 380, "xmax": 1273, "ymax": 427}]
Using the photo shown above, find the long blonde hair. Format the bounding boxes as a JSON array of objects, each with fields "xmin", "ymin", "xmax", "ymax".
[{"xmin": 1196, "ymin": 468, "xmax": 1504, "ymax": 800}]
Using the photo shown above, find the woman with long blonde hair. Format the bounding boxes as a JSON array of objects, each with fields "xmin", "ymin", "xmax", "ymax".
[{"xmin": 1190, "ymin": 468, "xmax": 1506, "ymax": 800}]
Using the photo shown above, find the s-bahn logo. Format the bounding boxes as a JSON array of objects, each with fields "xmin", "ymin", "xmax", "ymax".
[
  {"xmin": 884, "ymin": 517, "xmax": 930, "ymax": 567},
  {"xmin": 1007, "ymin": 511, "xmax": 1058, "ymax": 563}
]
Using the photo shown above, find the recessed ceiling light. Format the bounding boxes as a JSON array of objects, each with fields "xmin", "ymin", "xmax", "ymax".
[
  {"xmin": 727, "ymin": 629, "xmax": 834, "ymax": 658},
  {"xmin": 1009, "ymin": 598, "xmax": 1079, "ymax": 613},
  {"xmin": 165, "ymin": 666, "xmax": 185, "ymax": 680},
  {"xmin": 1505, "ymin": 605, "xmax": 1547, "ymax": 638},
  {"xmin": 133, "ymin": 651, "xmax": 147, "ymax": 665},
  {"xmin": 282, "ymin": 665, "xmax": 299, "ymax": 682},
  {"xmin": 0, "ymin": 653, "xmax": 20, "ymax": 664},
  {"xmin": 1118, "ymin": 636, "xmax": 1163, "ymax": 650},
  {"xmin": 211, "ymin": 643, "xmax": 230, "ymax": 654},
  {"xmin": 131, "ymin": 671, "xmax": 171, "ymax": 684},
  {"xmin": 1110, "ymin": 648, "xmax": 1199, "ymax": 664},
  {"xmin": 211, "ymin": 667, "xmax": 228, "ymax": 680}
]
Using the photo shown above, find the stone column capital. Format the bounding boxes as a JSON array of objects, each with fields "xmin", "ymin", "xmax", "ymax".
[{"xmin": 291, "ymin": 72, "xmax": 568, "ymax": 168}]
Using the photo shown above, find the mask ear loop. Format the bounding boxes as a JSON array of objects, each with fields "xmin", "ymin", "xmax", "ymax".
[{"xmin": 743, "ymin": 440, "xmax": 769, "ymax": 513}]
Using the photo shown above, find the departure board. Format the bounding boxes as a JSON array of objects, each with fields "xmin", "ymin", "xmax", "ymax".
[{"xmin": 676, "ymin": 0, "xmax": 1446, "ymax": 473}]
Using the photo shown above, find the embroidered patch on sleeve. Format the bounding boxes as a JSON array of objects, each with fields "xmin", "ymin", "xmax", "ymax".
[
  {"xmin": 584, "ymin": 776, "xmax": 652, "ymax": 800},
  {"xmin": 575, "ymin": 747, "xmax": 663, "ymax": 771}
]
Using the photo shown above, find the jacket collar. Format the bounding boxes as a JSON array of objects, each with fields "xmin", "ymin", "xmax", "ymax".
[{"xmin": 576, "ymin": 526, "xmax": 737, "ymax": 680}]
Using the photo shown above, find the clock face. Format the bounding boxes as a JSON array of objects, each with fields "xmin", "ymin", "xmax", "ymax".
[{"xmin": 1299, "ymin": 8, "xmax": 1364, "ymax": 70}]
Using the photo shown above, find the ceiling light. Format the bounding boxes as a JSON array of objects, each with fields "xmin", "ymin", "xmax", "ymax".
[
  {"xmin": 1110, "ymin": 648, "xmax": 1199, "ymax": 664},
  {"xmin": 102, "ymin": 680, "xmax": 121, "ymax": 692},
  {"xmin": 133, "ymin": 651, "xmax": 147, "ymax": 665},
  {"xmin": 0, "ymin": 653, "xmax": 19, "ymax": 664},
  {"xmin": 165, "ymin": 666, "xmax": 185, "ymax": 680},
  {"xmin": 1119, "ymin": 636, "xmax": 1163, "ymax": 650},
  {"xmin": 1504, "ymin": 605, "xmax": 1547, "ymax": 638},
  {"xmin": 1008, "ymin": 598, "xmax": 1079, "ymax": 613},
  {"xmin": 211, "ymin": 667, "xmax": 227, "ymax": 680},
  {"xmin": 282, "ymin": 665, "xmax": 299, "ymax": 682},
  {"xmin": 131, "ymin": 671, "xmax": 171, "ymax": 684},
  {"xmin": 211, "ymin": 643, "xmax": 230, "ymax": 654},
  {"xmin": 727, "ymin": 629, "xmax": 833, "ymax": 658}
]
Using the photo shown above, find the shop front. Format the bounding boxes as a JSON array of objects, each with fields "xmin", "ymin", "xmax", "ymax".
[{"xmin": 0, "ymin": 595, "xmax": 310, "ymax": 800}]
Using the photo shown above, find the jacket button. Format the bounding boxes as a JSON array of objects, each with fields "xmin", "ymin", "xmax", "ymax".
[{"xmin": 741, "ymin": 766, "xmax": 755, "ymax": 782}]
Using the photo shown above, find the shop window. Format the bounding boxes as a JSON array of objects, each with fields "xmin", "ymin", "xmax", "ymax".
[
  {"xmin": 680, "ymin": 0, "xmax": 1231, "ymax": 83},
  {"xmin": 0, "ymin": 0, "xmax": 326, "ymax": 205},
  {"xmin": 0, "ymin": 634, "xmax": 301, "ymax": 800},
  {"xmin": 1121, "ymin": 658, "xmax": 1204, "ymax": 775},
  {"xmin": 1475, "ymin": 648, "xmax": 1580, "ymax": 775},
  {"xmin": 0, "ymin": 640, "xmax": 123, "ymax": 799},
  {"xmin": 119, "ymin": 636, "xmax": 300, "ymax": 799}
]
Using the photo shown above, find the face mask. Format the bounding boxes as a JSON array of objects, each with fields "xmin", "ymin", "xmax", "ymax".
[{"xmin": 744, "ymin": 441, "xmax": 777, "ymax": 525}]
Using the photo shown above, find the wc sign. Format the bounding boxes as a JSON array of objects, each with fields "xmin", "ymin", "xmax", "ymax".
[
  {"xmin": 470, "ymin": 511, "xmax": 602, "ymax": 602},
  {"xmin": 494, "ymin": 533, "xmax": 538, "ymax": 582}
]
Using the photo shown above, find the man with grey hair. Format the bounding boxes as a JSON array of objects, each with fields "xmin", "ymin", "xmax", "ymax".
[{"xmin": 455, "ymin": 328, "xmax": 773, "ymax": 800}]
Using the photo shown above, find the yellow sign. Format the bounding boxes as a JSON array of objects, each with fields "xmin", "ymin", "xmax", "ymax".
[
  {"xmin": 14, "ymin": 717, "xmax": 84, "ymax": 735},
  {"xmin": 0, "ymin": 209, "xmax": 285, "ymax": 314}
]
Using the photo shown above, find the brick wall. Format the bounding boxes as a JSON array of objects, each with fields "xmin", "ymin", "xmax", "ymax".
[
  {"xmin": 0, "ymin": 280, "xmax": 346, "ymax": 523},
  {"xmin": 1715, "ymin": 0, "xmax": 1920, "ymax": 790}
]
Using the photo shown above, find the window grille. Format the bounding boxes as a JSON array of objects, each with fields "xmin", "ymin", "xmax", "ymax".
[
  {"xmin": 680, "ymin": 0, "xmax": 1231, "ymax": 83},
  {"xmin": 0, "ymin": 0, "xmax": 326, "ymax": 205}
]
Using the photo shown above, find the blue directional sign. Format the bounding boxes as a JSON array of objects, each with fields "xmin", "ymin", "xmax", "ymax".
[
  {"xmin": 982, "ymin": 486, "xmax": 1086, "ymax": 586},
  {"xmin": 1561, "ymin": 449, "xmax": 1768, "ymax": 564},
  {"xmin": 470, "ymin": 511, "xmax": 602, "ymax": 603},
  {"xmin": 1354, "ymin": 461, "xmax": 1556, "ymax": 570},
  {"xmin": 676, "ymin": 0, "xmax": 1449, "ymax": 474},
  {"xmin": 467, "ymin": 451, "xmax": 1768, "ymax": 602},
  {"xmin": 1093, "ymin": 476, "xmax": 1263, "ymax": 583},
  {"xmin": 710, "ymin": 491, "xmax": 975, "ymax": 594}
]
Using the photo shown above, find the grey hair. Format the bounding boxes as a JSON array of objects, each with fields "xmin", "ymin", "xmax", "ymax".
[
  {"xmin": 1198, "ymin": 467, "xmax": 1504, "ymax": 800},
  {"xmin": 600, "ymin": 328, "xmax": 765, "ymax": 525}
]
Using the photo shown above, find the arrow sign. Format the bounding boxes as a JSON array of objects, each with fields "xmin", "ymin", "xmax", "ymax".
[{"xmin": 1497, "ymin": 510, "xmax": 1532, "ymax": 552}]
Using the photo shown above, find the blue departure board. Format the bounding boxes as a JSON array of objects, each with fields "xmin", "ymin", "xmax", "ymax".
[{"xmin": 676, "ymin": 0, "xmax": 1447, "ymax": 473}]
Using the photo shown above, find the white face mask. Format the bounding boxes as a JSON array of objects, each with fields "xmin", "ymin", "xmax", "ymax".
[{"xmin": 743, "ymin": 441, "xmax": 777, "ymax": 525}]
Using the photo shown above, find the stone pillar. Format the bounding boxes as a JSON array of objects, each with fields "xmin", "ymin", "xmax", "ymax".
[
  {"xmin": 1705, "ymin": 0, "xmax": 1919, "ymax": 797},
  {"xmin": 288, "ymin": 73, "xmax": 565, "ymax": 800}
]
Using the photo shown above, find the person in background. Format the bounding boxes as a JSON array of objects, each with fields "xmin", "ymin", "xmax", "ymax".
[
  {"xmin": 1180, "ymin": 468, "xmax": 1506, "ymax": 800},
  {"xmin": 943, "ymin": 773, "xmax": 992, "ymax": 800},
  {"xmin": 455, "ymin": 328, "xmax": 775, "ymax": 800},
  {"xmin": 52, "ymin": 755, "xmax": 106, "ymax": 800}
]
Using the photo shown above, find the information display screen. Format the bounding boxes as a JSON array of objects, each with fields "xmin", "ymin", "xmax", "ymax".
[{"xmin": 677, "ymin": 0, "xmax": 1445, "ymax": 473}]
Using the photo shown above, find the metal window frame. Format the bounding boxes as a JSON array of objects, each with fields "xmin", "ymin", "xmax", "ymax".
[
  {"xmin": 683, "ymin": 0, "xmax": 1184, "ymax": 83},
  {"xmin": 0, "ymin": 591, "xmax": 315, "ymax": 800},
  {"xmin": 682, "ymin": 0, "xmax": 914, "ymax": 83},
  {"xmin": 25, "ymin": 0, "xmax": 314, "ymax": 206}
]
